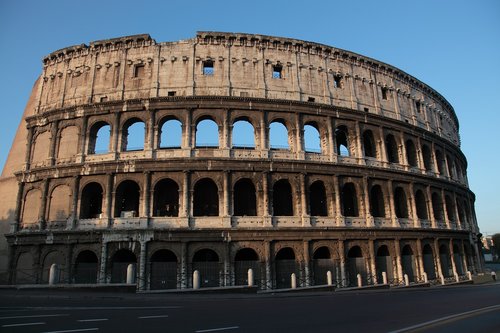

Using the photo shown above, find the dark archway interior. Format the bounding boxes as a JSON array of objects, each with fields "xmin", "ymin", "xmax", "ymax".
[
  {"xmin": 370, "ymin": 185, "xmax": 385, "ymax": 217},
  {"xmin": 80, "ymin": 182, "xmax": 103, "ymax": 219},
  {"xmin": 310, "ymin": 181, "xmax": 327, "ymax": 216},
  {"xmin": 114, "ymin": 180, "xmax": 140, "ymax": 217},
  {"xmin": 193, "ymin": 179, "xmax": 219, "ymax": 217},
  {"xmin": 273, "ymin": 180, "xmax": 293, "ymax": 216},
  {"xmin": 153, "ymin": 179, "xmax": 179, "ymax": 217},
  {"xmin": 234, "ymin": 179, "xmax": 257, "ymax": 216},
  {"xmin": 341, "ymin": 183, "xmax": 358, "ymax": 217}
]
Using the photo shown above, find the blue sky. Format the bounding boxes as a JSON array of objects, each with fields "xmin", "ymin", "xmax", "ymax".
[{"xmin": 0, "ymin": 0, "xmax": 499, "ymax": 235}]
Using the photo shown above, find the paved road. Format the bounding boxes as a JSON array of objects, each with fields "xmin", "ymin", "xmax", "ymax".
[{"xmin": 0, "ymin": 283, "xmax": 499, "ymax": 332}]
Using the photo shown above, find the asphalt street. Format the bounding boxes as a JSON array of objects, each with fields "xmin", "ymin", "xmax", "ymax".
[{"xmin": 0, "ymin": 283, "xmax": 499, "ymax": 333}]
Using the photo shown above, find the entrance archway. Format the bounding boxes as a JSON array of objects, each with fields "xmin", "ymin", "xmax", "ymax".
[
  {"xmin": 111, "ymin": 249, "xmax": 136, "ymax": 283},
  {"xmin": 275, "ymin": 247, "xmax": 298, "ymax": 289},
  {"xmin": 375, "ymin": 245, "xmax": 393, "ymax": 283},
  {"xmin": 74, "ymin": 250, "xmax": 98, "ymax": 284},
  {"xmin": 312, "ymin": 247, "xmax": 336, "ymax": 285},
  {"xmin": 347, "ymin": 246, "xmax": 366, "ymax": 286},
  {"xmin": 150, "ymin": 249, "xmax": 178, "ymax": 290},
  {"xmin": 234, "ymin": 248, "xmax": 261, "ymax": 287},
  {"xmin": 192, "ymin": 249, "xmax": 220, "ymax": 287}
]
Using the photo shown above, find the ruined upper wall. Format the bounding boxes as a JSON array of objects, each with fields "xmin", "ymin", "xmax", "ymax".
[{"xmin": 37, "ymin": 32, "xmax": 460, "ymax": 145}]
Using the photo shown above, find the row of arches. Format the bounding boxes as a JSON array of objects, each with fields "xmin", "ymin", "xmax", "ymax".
[
  {"xmin": 13, "ymin": 241, "xmax": 476, "ymax": 289},
  {"xmin": 21, "ymin": 175, "xmax": 473, "ymax": 229},
  {"xmin": 28, "ymin": 114, "xmax": 465, "ymax": 184}
]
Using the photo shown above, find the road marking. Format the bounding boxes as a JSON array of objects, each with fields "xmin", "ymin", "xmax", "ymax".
[
  {"xmin": 77, "ymin": 318, "xmax": 109, "ymax": 322},
  {"xmin": 138, "ymin": 315, "xmax": 169, "ymax": 319},
  {"xmin": 0, "ymin": 306, "xmax": 181, "ymax": 310},
  {"xmin": 195, "ymin": 326, "xmax": 239, "ymax": 332},
  {"xmin": 41, "ymin": 329, "xmax": 99, "ymax": 333},
  {"xmin": 389, "ymin": 304, "xmax": 500, "ymax": 332},
  {"xmin": 0, "ymin": 314, "xmax": 68, "ymax": 319},
  {"xmin": 2, "ymin": 321, "xmax": 45, "ymax": 327}
]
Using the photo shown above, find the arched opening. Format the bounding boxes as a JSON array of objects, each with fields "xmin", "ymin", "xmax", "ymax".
[
  {"xmin": 401, "ymin": 245, "xmax": 416, "ymax": 282},
  {"xmin": 48, "ymin": 185, "xmax": 71, "ymax": 223},
  {"xmin": 193, "ymin": 178, "xmax": 219, "ymax": 216},
  {"xmin": 80, "ymin": 182, "xmax": 103, "ymax": 219},
  {"xmin": 385, "ymin": 134, "xmax": 399, "ymax": 163},
  {"xmin": 422, "ymin": 244, "xmax": 436, "ymax": 280},
  {"xmin": 445, "ymin": 195, "xmax": 456, "ymax": 223},
  {"xmin": 42, "ymin": 251, "xmax": 65, "ymax": 284},
  {"xmin": 150, "ymin": 249, "xmax": 178, "ymax": 290},
  {"xmin": 453, "ymin": 244, "xmax": 464, "ymax": 275},
  {"xmin": 192, "ymin": 249, "xmax": 220, "ymax": 288},
  {"xmin": 32, "ymin": 132, "xmax": 50, "ymax": 163},
  {"xmin": 439, "ymin": 244, "xmax": 451, "ymax": 278},
  {"xmin": 122, "ymin": 119, "xmax": 145, "ymax": 151},
  {"xmin": 422, "ymin": 144, "xmax": 433, "ymax": 171},
  {"xmin": 312, "ymin": 247, "xmax": 336, "ymax": 286},
  {"xmin": 347, "ymin": 246, "xmax": 366, "ymax": 286},
  {"xmin": 88, "ymin": 122, "xmax": 111, "ymax": 154},
  {"xmin": 376, "ymin": 245, "xmax": 393, "ymax": 283},
  {"xmin": 335, "ymin": 126, "xmax": 349, "ymax": 156},
  {"xmin": 233, "ymin": 179, "xmax": 257, "ymax": 216},
  {"xmin": 74, "ymin": 250, "xmax": 98, "ymax": 284},
  {"xmin": 435, "ymin": 150, "xmax": 445, "ymax": 174},
  {"xmin": 341, "ymin": 183, "xmax": 358, "ymax": 217},
  {"xmin": 196, "ymin": 118, "xmax": 219, "ymax": 148},
  {"xmin": 114, "ymin": 180, "xmax": 140, "ymax": 218},
  {"xmin": 153, "ymin": 179, "xmax": 179, "ymax": 217},
  {"xmin": 405, "ymin": 139, "xmax": 418, "ymax": 167},
  {"xmin": 234, "ymin": 248, "xmax": 261, "ymax": 287},
  {"xmin": 273, "ymin": 179, "xmax": 293, "ymax": 216},
  {"xmin": 15, "ymin": 252, "xmax": 35, "ymax": 284},
  {"xmin": 309, "ymin": 181, "xmax": 327, "ymax": 216},
  {"xmin": 370, "ymin": 185, "xmax": 385, "ymax": 217},
  {"xmin": 363, "ymin": 130, "xmax": 377, "ymax": 158},
  {"xmin": 159, "ymin": 118, "xmax": 182, "ymax": 148},
  {"xmin": 232, "ymin": 119, "xmax": 255, "ymax": 149},
  {"xmin": 446, "ymin": 155, "xmax": 455, "ymax": 179},
  {"xmin": 111, "ymin": 249, "xmax": 137, "ymax": 283},
  {"xmin": 304, "ymin": 124, "xmax": 321, "ymax": 153},
  {"xmin": 432, "ymin": 192, "xmax": 443, "ymax": 221},
  {"xmin": 22, "ymin": 189, "xmax": 41, "ymax": 225},
  {"xmin": 269, "ymin": 121, "xmax": 289, "ymax": 150},
  {"xmin": 394, "ymin": 187, "xmax": 409, "ymax": 218},
  {"xmin": 57, "ymin": 126, "xmax": 79, "ymax": 160},
  {"xmin": 275, "ymin": 247, "xmax": 298, "ymax": 289},
  {"xmin": 415, "ymin": 190, "xmax": 428, "ymax": 220}
]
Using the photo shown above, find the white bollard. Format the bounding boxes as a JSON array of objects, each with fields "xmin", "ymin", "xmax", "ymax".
[
  {"xmin": 423, "ymin": 272, "xmax": 428, "ymax": 283},
  {"xmin": 467, "ymin": 271, "xmax": 472, "ymax": 280},
  {"xmin": 126, "ymin": 264, "xmax": 136, "ymax": 284},
  {"xmin": 193, "ymin": 270, "xmax": 200, "ymax": 289},
  {"xmin": 454, "ymin": 273, "xmax": 459, "ymax": 282},
  {"xmin": 440, "ymin": 275, "xmax": 445, "ymax": 285},
  {"xmin": 404, "ymin": 274, "xmax": 410, "ymax": 286},
  {"xmin": 382, "ymin": 271, "xmax": 388, "ymax": 285},
  {"xmin": 327, "ymin": 271, "xmax": 333, "ymax": 286},
  {"xmin": 49, "ymin": 263, "xmax": 59, "ymax": 285},
  {"xmin": 357, "ymin": 273, "xmax": 362, "ymax": 287},
  {"xmin": 291, "ymin": 273, "xmax": 297, "ymax": 289},
  {"xmin": 247, "ymin": 268, "xmax": 254, "ymax": 287}
]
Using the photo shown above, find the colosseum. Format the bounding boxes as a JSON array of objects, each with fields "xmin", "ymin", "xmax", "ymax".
[{"xmin": 0, "ymin": 32, "xmax": 483, "ymax": 290}]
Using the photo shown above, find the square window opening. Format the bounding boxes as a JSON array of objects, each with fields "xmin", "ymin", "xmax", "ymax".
[
  {"xmin": 203, "ymin": 60, "xmax": 214, "ymax": 75},
  {"xmin": 381, "ymin": 87, "xmax": 388, "ymax": 100},
  {"xmin": 364, "ymin": 107, "xmax": 369, "ymax": 112},
  {"xmin": 133, "ymin": 64, "xmax": 145, "ymax": 78},
  {"xmin": 272, "ymin": 65, "xmax": 283, "ymax": 79},
  {"xmin": 334, "ymin": 76, "xmax": 342, "ymax": 88},
  {"xmin": 168, "ymin": 91, "xmax": 176, "ymax": 96},
  {"xmin": 308, "ymin": 97, "xmax": 315, "ymax": 102},
  {"xmin": 100, "ymin": 96, "xmax": 108, "ymax": 102}
]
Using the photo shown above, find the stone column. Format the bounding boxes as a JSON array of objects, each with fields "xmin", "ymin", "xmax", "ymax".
[
  {"xmin": 183, "ymin": 108, "xmax": 192, "ymax": 149},
  {"xmin": 39, "ymin": 179, "xmax": 50, "ymax": 229},
  {"xmin": 182, "ymin": 171, "xmax": 190, "ymax": 218},
  {"xmin": 416, "ymin": 239, "xmax": 424, "ymax": 279},
  {"xmin": 262, "ymin": 172, "xmax": 271, "ymax": 226},
  {"xmin": 387, "ymin": 180, "xmax": 397, "ymax": 227},
  {"xmin": 180, "ymin": 242, "xmax": 188, "ymax": 289},
  {"xmin": 138, "ymin": 240, "xmax": 147, "ymax": 290},
  {"xmin": 300, "ymin": 173, "xmax": 309, "ymax": 226},
  {"xmin": 49, "ymin": 120, "xmax": 59, "ymax": 165},
  {"xmin": 368, "ymin": 239, "xmax": 377, "ymax": 284},
  {"xmin": 111, "ymin": 112, "xmax": 120, "ymax": 156},
  {"xmin": 69, "ymin": 176, "xmax": 80, "ymax": 230},
  {"xmin": 363, "ymin": 177, "xmax": 373, "ymax": 226},
  {"xmin": 338, "ymin": 240, "xmax": 346, "ymax": 286},
  {"xmin": 400, "ymin": 132, "xmax": 408, "ymax": 169},
  {"xmin": 223, "ymin": 171, "xmax": 230, "ymax": 217},
  {"xmin": 378, "ymin": 127, "xmax": 388, "ymax": 165},
  {"xmin": 105, "ymin": 174, "xmax": 114, "ymax": 225},
  {"xmin": 295, "ymin": 113, "xmax": 304, "ymax": 158},
  {"xmin": 264, "ymin": 241, "xmax": 272, "ymax": 289},
  {"xmin": 260, "ymin": 112, "xmax": 268, "ymax": 154},
  {"xmin": 303, "ymin": 241, "xmax": 311, "ymax": 287},
  {"xmin": 409, "ymin": 183, "xmax": 419, "ymax": 228},
  {"xmin": 224, "ymin": 242, "xmax": 231, "ymax": 286},
  {"xmin": 145, "ymin": 108, "xmax": 155, "ymax": 153},
  {"xmin": 441, "ymin": 189, "xmax": 450, "ymax": 229},
  {"xmin": 333, "ymin": 176, "xmax": 342, "ymax": 226},
  {"xmin": 355, "ymin": 121, "xmax": 364, "ymax": 162},
  {"xmin": 449, "ymin": 239, "xmax": 458, "ymax": 277},
  {"xmin": 77, "ymin": 116, "xmax": 88, "ymax": 163},
  {"xmin": 221, "ymin": 109, "xmax": 230, "ymax": 150},
  {"xmin": 426, "ymin": 186, "xmax": 436, "ymax": 228},
  {"xmin": 460, "ymin": 240, "xmax": 468, "ymax": 273},
  {"xmin": 394, "ymin": 239, "xmax": 403, "ymax": 281},
  {"xmin": 434, "ymin": 239, "xmax": 443, "ymax": 278},
  {"xmin": 13, "ymin": 181, "xmax": 25, "ymax": 232},
  {"xmin": 24, "ymin": 127, "xmax": 35, "ymax": 170},
  {"xmin": 453, "ymin": 193, "xmax": 462, "ymax": 230},
  {"xmin": 99, "ymin": 241, "xmax": 108, "ymax": 284},
  {"xmin": 143, "ymin": 172, "xmax": 151, "ymax": 220}
]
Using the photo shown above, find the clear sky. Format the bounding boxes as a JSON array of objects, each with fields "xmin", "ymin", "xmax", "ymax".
[{"xmin": 0, "ymin": 0, "xmax": 499, "ymax": 235}]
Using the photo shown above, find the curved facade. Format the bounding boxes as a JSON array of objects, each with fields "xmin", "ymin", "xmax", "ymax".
[{"xmin": 2, "ymin": 32, "xmax": 482, "ymax": 289}]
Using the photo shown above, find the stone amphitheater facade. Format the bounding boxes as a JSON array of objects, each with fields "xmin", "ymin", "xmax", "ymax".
[{"xmin": 0, "ymin": 32, "xmax": 483, "ymax": 289}]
